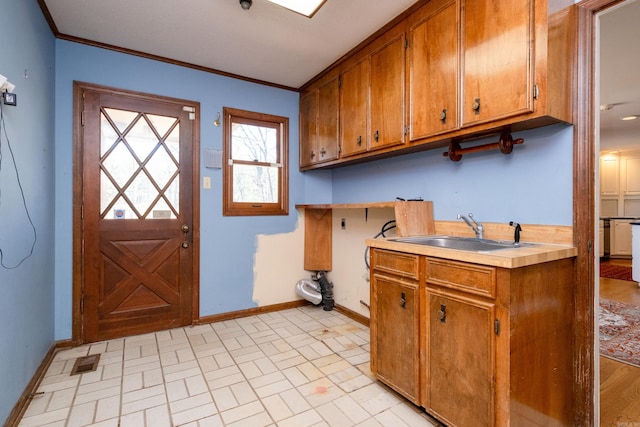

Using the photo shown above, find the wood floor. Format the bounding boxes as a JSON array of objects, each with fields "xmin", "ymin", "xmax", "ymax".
[{"xmin": 600, "ymin": 259, "xmax": 640, "ymax": 426}]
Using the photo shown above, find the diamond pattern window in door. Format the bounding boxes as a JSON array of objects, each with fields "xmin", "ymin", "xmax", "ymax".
[{"xmin": 100, "ymin": 108, "xmax": 180, "ymax": 219}]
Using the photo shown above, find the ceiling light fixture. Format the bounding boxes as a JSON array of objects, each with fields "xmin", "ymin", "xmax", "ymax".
[
  {"xmin": 620, "ymin": 115, "xmax": 639, "ymax": 121},
  {"xmin": 239, "ymin": 0, "xmax": 252, "ymax": 10},
  {"xmin": 266, "ymin": 0, "xmax": 327, "ymax": 17}
]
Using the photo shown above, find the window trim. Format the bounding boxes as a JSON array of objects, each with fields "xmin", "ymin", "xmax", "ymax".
[{"xmin": 222, "ymin": 107, "xmax": 289, "ymax": 216}]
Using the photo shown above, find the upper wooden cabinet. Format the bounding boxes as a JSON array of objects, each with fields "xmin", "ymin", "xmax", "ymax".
[
  {"xmin": 299, "ymin": 75, "xmax": 340, "ymax": 168},
  {"xmin": 461, "ymin": 0, "xmax": 534, "ymax": 126},
  {"xmin": 340, "ymin": 32, "xmax": 406, "ymax": 158},
  {"xmin": 369, "ymin": 33, "xmax": 406, "ymax": 151},
  {"xmin": 408, "ymin": 0, "xmax": 459, "ymax": 140},
  {"xmin": 299, "ymin": 0, "xmax": 575, "ymax": 170},
  {"xmin": 340, "ymin": 58, "xmax": 369, "ymax": 158}
]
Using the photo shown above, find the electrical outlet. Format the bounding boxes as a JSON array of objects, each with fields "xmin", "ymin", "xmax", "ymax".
[
  {"xmin": 203, "ymin": 176, "xmax": 212, "ymax": 189},
  {"xmin": 2, "ymin": 92, "xmax": 16, "ymax": 106}
]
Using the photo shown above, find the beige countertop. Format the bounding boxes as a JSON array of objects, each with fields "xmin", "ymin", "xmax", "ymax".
[{"xmin": 366, "ymin": 238, "xmax": 577, "ymax": 269}]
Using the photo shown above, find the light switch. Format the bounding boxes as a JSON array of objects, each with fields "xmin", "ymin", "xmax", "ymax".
[{"xmin": 203, "ymin": 176, "xmax": 212, "ymax": 189}]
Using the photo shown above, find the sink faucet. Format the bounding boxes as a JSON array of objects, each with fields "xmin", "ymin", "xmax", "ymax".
[{"xmin": 458, "ymin": 213, "xmax": 484, "ymax": 239}]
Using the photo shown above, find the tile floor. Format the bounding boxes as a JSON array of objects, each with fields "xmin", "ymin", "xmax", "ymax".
[{"xmin": 17, "ymin": 306, "xmax": 438, "ymax": 427}]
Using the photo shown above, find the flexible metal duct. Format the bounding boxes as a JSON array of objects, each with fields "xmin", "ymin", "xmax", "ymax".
[{"xmin": 295, "ymin": 278, "xmax": 322, "ymax": 305}]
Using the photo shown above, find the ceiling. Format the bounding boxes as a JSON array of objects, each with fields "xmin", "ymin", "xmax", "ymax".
[
  {"xmin": 41, "ymin": 0, "xmax": 418, "ymax": 90},
  {"xmin": 599, "ymin": 0, "xmax": 640, "ymax": 152}
]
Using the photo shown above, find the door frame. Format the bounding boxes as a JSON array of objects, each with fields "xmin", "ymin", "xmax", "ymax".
[
  {"xmin": 71, "ymin": 81, "xmax": 201, "ymax": 344},
  {"xmin": 574, "ymin": 0, "xmax": 626, "ymax": 423}
]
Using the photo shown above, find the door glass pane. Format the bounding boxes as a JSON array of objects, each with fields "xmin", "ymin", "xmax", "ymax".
[
  {"xmin": 100, "ymin": 107, "xmax": 180, "ymax": 219},
  {"xmin": 232, "ymin": 164, "xmax": 279, "ymax": 203},
  {"xmin": 231, "ymin": 123, "xmax": 277, "ymax": 163}
]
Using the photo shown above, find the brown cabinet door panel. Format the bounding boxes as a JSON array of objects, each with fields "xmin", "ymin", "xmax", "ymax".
[
  {"xmin": 409, "ymin": 1, "xmax": 459, "ymax": 140},
  {"xmin": 370, "ymin": 34, "xmax": 406, "ymax": 150},
  {"xmin": 372, "ymin": 274, "xmax": 420, "ymax": 403},
  {"xmin": 427, "ymin": 291, "xmax": 495, "ymax": 426},
  {"xmin": 340, "ymin": 59, "xmax": 370, "ymax": 157},
  {"xmin": 461, "ymin": 0, "xmax": 533, "ymax": 126}
]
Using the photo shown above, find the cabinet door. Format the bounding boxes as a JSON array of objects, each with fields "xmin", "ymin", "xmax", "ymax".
[
  {"xmin": 461, "ymin": 0, "xmax": 533, "ymax": 127},
  {"xmin": 612, "ymin": 219, "xmax": 633, "ymax": 256},
  {"xmin": 316, "ymin": 77, "xmax": 340, "ymax": 164},
  {"xmin": 299, "ymin": 90, "xmax": 318, "ymax": 168},
  {"xmin": 340, "ymin": 58, "xmax": 369, "ymax": 157},
  {"xmin": 409, "ymin": 1, "xmax": 459, "ymax": 141},
  {"xmin": 600, "ymin": 155, "xmax": 620, "ymax": 196},
  {"xmin": 370, "ymin": 34, "xmax": 406, "ymax": 151},
  {"xmin": 371, "ymin": 274, "xmax": 420, "ymax": 403},
  {"xmin": 427, "ymin": 291, "xmax": 495, "ymax": 426}
]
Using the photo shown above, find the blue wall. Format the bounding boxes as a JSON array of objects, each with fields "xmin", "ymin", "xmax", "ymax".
[
  {"xmin": 331, "ymin": 124, "xmax": 574, "ymax": 225},
  {"xmin": 0, "ymin": 0, "xmax": 56, "ymax": 422},
  {"xmin": 54, "ymin": 41, "xmax": 311, "ymax": 339}
]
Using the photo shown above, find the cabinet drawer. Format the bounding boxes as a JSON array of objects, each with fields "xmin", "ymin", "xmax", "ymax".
[
  {"xmin": 426, "ymin": 258, "xmax": 496, "ymax": 298},
  {"xmin": 371, "ymin": 249, "xmax": 420, "ymax": 281}
]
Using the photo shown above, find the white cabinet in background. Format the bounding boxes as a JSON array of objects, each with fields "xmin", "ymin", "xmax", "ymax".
[
  {"xmin": 600, "ymin": 155, "xmax": 619, "ymax": 197},
  {"xmin": 611, "ymin": 219, "xmax": 633, "ymax": 257},
  {"xmin": 623, "ymin": 155, "xmax": 640, "ymax": 196}
]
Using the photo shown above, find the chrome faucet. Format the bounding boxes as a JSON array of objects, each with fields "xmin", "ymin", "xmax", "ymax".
[{"xmin": 457, "ymin": 213, "xmax": 484, "ymax": 239}]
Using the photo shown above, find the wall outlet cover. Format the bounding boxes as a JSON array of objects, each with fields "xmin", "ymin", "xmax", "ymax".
[{"xmin": 2, "ymin": 92, "xmax": 16, "ymax": 106}]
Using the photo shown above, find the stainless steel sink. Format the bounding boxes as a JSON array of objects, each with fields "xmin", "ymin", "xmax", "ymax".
[{"xmin": 389, "ymin": 235, "xmax": 537, "ymax": 252}]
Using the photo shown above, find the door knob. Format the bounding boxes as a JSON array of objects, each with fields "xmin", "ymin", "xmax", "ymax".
[
  {"xmin": 472, "ymin": 98, "xmax": 481, "ymax": 114},
  {"xmin": 181, "ymin": 224, "xmax": 190, "ymax": 233},
  {"xmin": 181, "ymin": 241, "xmax": 189, "ymax": 248}
]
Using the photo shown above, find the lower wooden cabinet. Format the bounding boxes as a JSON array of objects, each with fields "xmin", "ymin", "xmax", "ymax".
[
  {"xmin": 369, "ymin": 248, "xmax": 576, "ymax": 426},
  {"xmin": 426, "ymin": 291, "xmax": 495, "ymax": 426},
  {"xmin": 371, "ymin": 274, "xmax": 420, "ymax": 403}
]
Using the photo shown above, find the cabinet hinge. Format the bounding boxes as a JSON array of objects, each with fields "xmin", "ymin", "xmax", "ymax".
[
  {"xmin": 494, "ymin": 319, "xmax": 501, "ymax": 336},
  {"xmin": 338, "ymin": 75, "xmax": 342, "ymax": 89},
  {"xmin": 81, "ymin": 110, "xmax": 85, "ymax": 126},
  {"xmin": 404, "ymin": 125, "xmax": 410, "ymax": 135},
  {"xmin": 80, "ymin": 293, "xmax": 84, "ymax": 314},
  {"xmin": 587, "ymin": 239, "xmax": 593, "ymax": 253},
  {"xmin": 533, "ymin": 84, "xmax": 539, "ymax": 100},
  {"xmin": 405, "ymin": 39, "xmax": 410, "ymax": 49},
  {"xmin": 81, "ymin": 204, "xmax": 84, "ymax": 220}
]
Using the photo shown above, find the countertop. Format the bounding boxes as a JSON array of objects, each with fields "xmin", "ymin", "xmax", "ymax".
[{"xmin": 366, "ymin": 238, "xmax": 577, "ymax": 269}]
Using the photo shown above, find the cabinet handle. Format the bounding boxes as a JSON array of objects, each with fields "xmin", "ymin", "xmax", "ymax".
[
  {"xmin": 439, "ymin": 109, "xmax": 447, "ymax": 122},
  {"xmin": 472, "ymin": 98, "xmax": 481, "ymax": 114},
  {"xmin": 320, "ymin": 148, "xmax": 326, "ymax": 156},
  {"xmin": 357, "ymin": 135, "xmax": 362, "ymax": 147},
  {"xmin": 400, "ymin": 292, "xmax": 406, "ymax": 308},
  {"xmin": 437, "ymin": 304, "xmax": 447, "ymax": 323},
  {"xmin": 374, "ymin": 130, "xmax": 379, "ymax": 142},
  {"xmin": 310, "ymin": 150, "xmax": 316, "ymax": 159}
]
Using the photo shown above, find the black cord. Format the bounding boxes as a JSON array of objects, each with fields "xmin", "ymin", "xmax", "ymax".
[
  {"xmin": 364, "ymin": 220, "xmax": 396, "ymax": 269},
  {"xmin": 0, "ymin": 100, "xmax": 37, "ymax": 269}
]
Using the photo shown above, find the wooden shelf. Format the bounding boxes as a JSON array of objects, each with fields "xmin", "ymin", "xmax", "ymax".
[{"xmin": 298, "ymin": 201, "xmax": 435, "ymax": 271}]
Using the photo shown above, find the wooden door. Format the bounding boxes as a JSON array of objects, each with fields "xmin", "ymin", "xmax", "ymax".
[
  {"xmin": 370, "ymin": 33, "xmax": 406, "ymax": 151},
  {"xmin": 77, "ymin": 84, "xmax": 198, "ymax": 343},
  {"xmin": 371, "ymin": 274, "xmax": 420, "ymax": 403},
  {"xmin": 427, "ymin": 291, "xmax": 495, "ymax": 426},
  {"xmin": 461, "ymin": 0, "xmax": 533, "ymax": 126},
  {"xmin": 409, "ymin": 0, "xmax": 459, "ymax": 141},
  {"xmin": 340, "ymin": 58, "xmax": 369, "ymax": 157}
]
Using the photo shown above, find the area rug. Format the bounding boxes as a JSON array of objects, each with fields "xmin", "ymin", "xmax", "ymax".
[
  {"xmin": 600, "ymin": 298, "xmax": 640, "ymax": 367},
  {"xmin": 600, "ymin": 262, "xmax": 634, "ymax": 282}
]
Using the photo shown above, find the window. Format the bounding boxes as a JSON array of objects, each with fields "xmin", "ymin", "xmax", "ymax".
[{"xmin": 223, "ymin": 107, "xmax": 289, "ymax": 216}]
